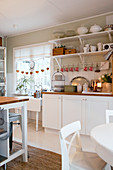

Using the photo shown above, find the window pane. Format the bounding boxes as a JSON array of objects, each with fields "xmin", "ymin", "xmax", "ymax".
[{"xmin": 14, "ymin": 43, "xmax": 52, "ymax": 94}]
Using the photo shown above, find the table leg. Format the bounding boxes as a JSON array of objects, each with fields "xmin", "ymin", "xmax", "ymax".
[
  {"xmin": 21, "ymin": 102, "xmax": 27, "ymax": 162},
  {"xmin": 36, "ymin": 112, "xmax": 38, "ymax": 131}
]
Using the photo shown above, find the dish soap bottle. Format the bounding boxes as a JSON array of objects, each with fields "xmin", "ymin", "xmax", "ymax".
[
  {"xmin": 77, "ymin": 84, "xmax": 82, "ymax": 92},
  {"xmin": 83, "ymin": 83, "xmax": 88, "ymax": 92},
  {"xmin": 34, "ymin": 90, "xmax": 37, "ymax": 98}
]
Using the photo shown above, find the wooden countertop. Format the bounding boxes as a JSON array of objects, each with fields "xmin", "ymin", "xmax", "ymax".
[
  {"xmin": 42, "ymin": 91, "xmax": 113, "ymax": 97},
  {"xmin": 0, "ymin": 96, "xmax": 29, "ymax": 105}
]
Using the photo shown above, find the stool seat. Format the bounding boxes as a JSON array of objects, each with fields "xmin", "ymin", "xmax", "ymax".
[{"xmin": 9, "ymin": 113, "xmax": 21, "ymax": 122}]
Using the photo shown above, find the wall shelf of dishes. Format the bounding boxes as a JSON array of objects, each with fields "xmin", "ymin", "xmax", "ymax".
[
  {"xmin": 0, "ymin": 47, "xmax": 6, "ymax": 96},
  {"xmin": 49, "ymin": 30, "xmax": 113, "ymax": 44},
  {"xmin": 48, "ymin": 29, "xmax": 113, "ymax": 68}
]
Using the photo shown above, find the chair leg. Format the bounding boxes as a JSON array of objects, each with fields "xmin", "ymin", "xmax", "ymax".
[{"xmin": 36, "ymin": 112, "xmax": 38, "ymax": 131}]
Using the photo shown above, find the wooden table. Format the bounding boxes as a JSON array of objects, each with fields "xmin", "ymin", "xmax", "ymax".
[
  {"xmin": 91, "ymin": 123, "xmax": 113, "ymax": 167},
  {"xmin": 0, "ymin": 96, "xmax": 29, "ymax": 168}
]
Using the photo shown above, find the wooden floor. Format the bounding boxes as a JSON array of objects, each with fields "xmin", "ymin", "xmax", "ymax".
[{"xmin": 1, "ymin": 143, "xmax": 61, "ymax": 170}]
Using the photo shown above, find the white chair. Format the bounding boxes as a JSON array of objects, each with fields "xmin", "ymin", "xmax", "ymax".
[
  {"xmin": 27, "ymin": 98, "xmax": 41, "ymax": 131},
  {"xmin": 106, "ymin": 110, "xmax": 113, "ymax": 124},
  {"xmin": 59, "ymin": 121, "xmax": 106, "ymax": 170}
]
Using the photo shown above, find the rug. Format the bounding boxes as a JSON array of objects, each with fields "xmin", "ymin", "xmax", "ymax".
[{"xmin": 2, "ymin": 143, "xmax": 61, "ymax": 170}]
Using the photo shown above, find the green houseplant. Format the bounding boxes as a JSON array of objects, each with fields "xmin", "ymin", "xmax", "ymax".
[
  {"xmin": 101, "ymin": 73, "xmax": 112, "ymax": 92},
  {"xmin": 16, "ymin": 75, "xmax": 31, "ymax": 94},
  {"xmin": 101, "ymin": 73, "xmax": 112, "ymax": 83}
]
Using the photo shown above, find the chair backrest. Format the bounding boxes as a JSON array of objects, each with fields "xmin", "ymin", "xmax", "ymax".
[
  {"xmin": 59, "ymin": 121, "xmax": 82, "ymax": 170},
  {"xmin": 106, "ymin": 110, "xmax": 113, "ymax": 124}
]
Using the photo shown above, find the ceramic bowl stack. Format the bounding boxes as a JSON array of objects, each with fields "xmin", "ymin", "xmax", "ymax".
[
  {"xmin": 52, "ymin": 31, "xmax": 65, "ymax": 39},
  {"xmin": 104, "ymin": 24, "xmax": 113, "ymax": 31},
  {"xmin": 53, "ymin": 85, "xmax": 64, "ymax": 92},
  {"xmin": 65, "ymin": 30, "xmax": 75, "ymax": 37}
]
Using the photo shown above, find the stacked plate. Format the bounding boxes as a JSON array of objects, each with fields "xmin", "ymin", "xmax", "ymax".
[{"xmin": 53, "ymin": 85, "xmax": 64, "ymax": 92}]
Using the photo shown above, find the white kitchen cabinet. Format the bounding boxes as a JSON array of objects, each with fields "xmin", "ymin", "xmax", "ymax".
[
  {"xmin": 62, "ymin": 95, "xmax": 85, "ymax": 134},
  {"xmin": 62, "ymin": 95, "xmax": 113, "ymax": 135},
  {"xmin": 42, "ymin": 94, "xmax": 61, "ymax": 130},
  {"xmin": 42, "ymin": 94, "xmax": 113, "ymax": 134},
  {"xmin": 85, "ymin": 96, "xmax": 110, "ymax": 135}
]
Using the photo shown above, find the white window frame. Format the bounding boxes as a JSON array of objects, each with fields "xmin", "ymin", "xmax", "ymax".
[{"xmin": 13, "ymin": 42, "xmax": 53, "ymax": 93}]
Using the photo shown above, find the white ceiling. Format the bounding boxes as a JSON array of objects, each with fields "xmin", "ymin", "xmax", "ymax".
[{"xmin": 0, "ymin": 0, "xmax": 113, "ymax": 37}]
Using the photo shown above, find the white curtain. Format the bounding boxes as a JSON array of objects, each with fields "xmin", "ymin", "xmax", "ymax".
[{"xmin": 14, "ymin": 43, "xmax": 52, "ymax": 61}]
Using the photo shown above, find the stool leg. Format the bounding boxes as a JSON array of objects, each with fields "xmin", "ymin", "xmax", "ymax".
[
  {"xmin": 9, "ymin": 122, "xmax": 13, "ymax": 152},
  {"xmin": 3, "ymin": 164, "xmax": 6, "ymax": 170}
]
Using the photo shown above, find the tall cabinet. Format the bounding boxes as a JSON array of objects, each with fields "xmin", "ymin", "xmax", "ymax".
[{"xmin": 0, "ymin": 47, "xmax": 6, "ymax": 96}]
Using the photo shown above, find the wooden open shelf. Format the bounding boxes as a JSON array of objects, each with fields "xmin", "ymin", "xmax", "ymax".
[
  {"xmin": 51, "ymin": 50, "xmax": 108, "ymax": 59},
  {"xmin": 49, "ymin": 30, "xmax": 113, "ymax": 44}
]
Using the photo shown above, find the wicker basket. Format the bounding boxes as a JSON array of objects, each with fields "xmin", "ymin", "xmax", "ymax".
[
  {"xmin": 53, "ymin": 48, "xmax": 65, "ymax": 56},
  {"xmin": 65, "ymin": 49, "xmax": 77, "ymax": 54}
]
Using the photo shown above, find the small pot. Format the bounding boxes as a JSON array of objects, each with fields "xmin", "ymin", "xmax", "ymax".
[{"xmin": 106, "ymin": 83, "xmax": 112, "ymax": 93}]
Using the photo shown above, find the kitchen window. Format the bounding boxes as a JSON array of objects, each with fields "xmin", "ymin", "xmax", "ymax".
[{"xmin": 13, "ymin": 43, "xmax": 52, "ymax": 94}]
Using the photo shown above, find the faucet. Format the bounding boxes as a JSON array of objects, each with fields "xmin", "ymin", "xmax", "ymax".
[
  {"xmin": 34, "ymin": 85, "xmax": 38, "ymax": 90},
  {"xmin": 39, "ymin": 84, "xmax": 42, "ymax": 90}
]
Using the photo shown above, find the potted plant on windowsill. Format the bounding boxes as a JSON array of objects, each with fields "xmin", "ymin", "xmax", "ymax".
[
  {"xmin": 16, "ymin": 75, "xmax": 31, "ymax": 95},
  {"xmin": 101, "ymin": 73, "xmax": 112, "ymax": 93}
]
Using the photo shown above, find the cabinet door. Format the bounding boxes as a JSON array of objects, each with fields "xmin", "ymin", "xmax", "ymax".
[
  {"xmin": 85, "ymin": 97, "xmax": 109, "ymax": 135},
  {"xmin": 62, "ymin": 96, "xmax": 85, "ymax": 134},
  {"xmin": 0, "ymin": 48, "xmax": 6, "ymax": 96},
  {"xmin": 42, "ymin": 94, "xmax": 61, "ymax": 130}
]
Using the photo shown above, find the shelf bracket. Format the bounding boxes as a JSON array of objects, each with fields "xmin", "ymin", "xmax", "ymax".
[
  {"xmin": 79, "ymin": 54, "xmax": 84, "ymax": 66},
  {"xmin": 78, "ymin": 37, "xmax": 84, "ymax": 46},
  {"xmin": 108, "ymin": 32, "xmax": 112, "ymax": 43},
  {"xmin": 55, "ymin": 58, "xmax": 61, "ymax": 69}
]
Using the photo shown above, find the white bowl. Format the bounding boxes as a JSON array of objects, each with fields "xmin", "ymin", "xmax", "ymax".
[
  {"xmin": 89, "ymin": 24, "xmax": 102, "ymax": 33},
  {"xmin": 77, "ymin": 26, "xmax": 88, "ymax": 35}
]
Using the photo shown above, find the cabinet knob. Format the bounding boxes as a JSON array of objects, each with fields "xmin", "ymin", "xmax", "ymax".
[{"xmin": 82, "ymin": 98, "xmax": 87, "ymax": 101}]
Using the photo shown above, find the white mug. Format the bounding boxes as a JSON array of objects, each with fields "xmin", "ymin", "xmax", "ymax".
[
  {"xmin": 85, "ymin": 44, "xmax": 90, "ymax": 52},
  {"xmin": 97, "ymin": 42, "xmax": 103, "ymax": 51},
  {"xmin": 90, "ymin": 46, "xmax": 96, "ymax": 52},
  {"xmin": 83, "ymin": 47, "xmax": 88, "ymax": 53}
]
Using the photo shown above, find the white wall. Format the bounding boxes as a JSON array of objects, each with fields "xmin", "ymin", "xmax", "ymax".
[{"xmin": 6, "ymin": 13, "xmax": 113, "ymax": 96}]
